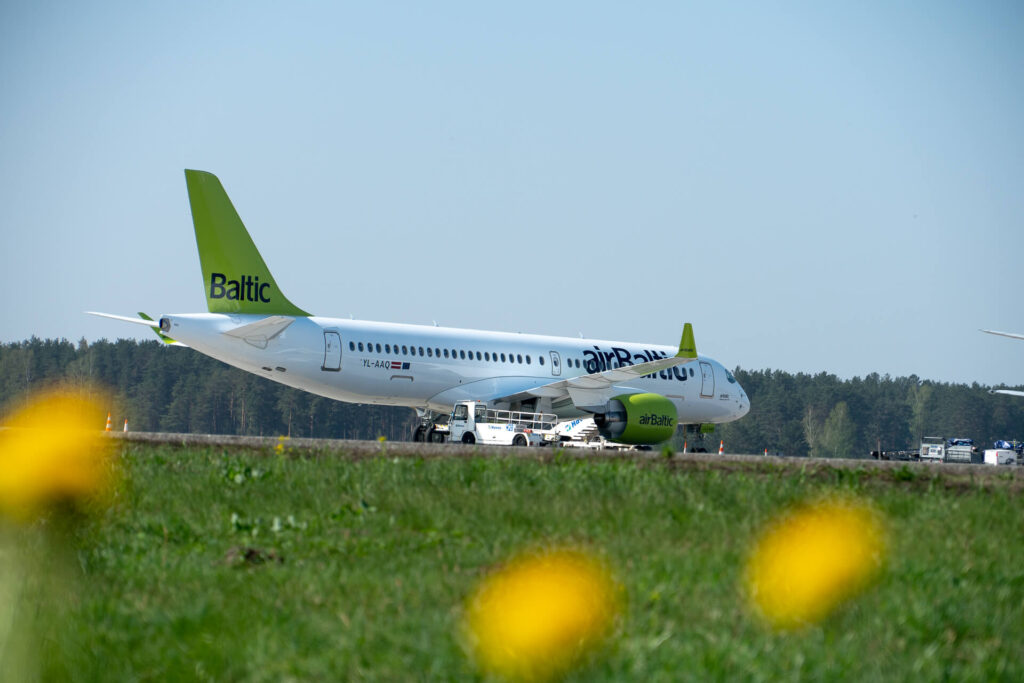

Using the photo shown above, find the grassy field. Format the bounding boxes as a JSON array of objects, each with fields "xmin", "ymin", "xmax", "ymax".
[{"xmin": 11, "ymin": 444, "xmax": 1023, "ymax": 681}]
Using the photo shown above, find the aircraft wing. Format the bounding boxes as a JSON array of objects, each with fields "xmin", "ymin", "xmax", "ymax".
[
  {"xmin": 981, "ymin": 329, "xmax": 1024, "ymax": 341},
  {"xmin": 490, "ymin": 324, "xmax": 698, "ymax": 411},
  {"xmin": 980, "ymin": 330, "xmax": 1024, "ymax": 397}
]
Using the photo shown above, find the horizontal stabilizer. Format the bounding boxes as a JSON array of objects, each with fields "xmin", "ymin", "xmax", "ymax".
[
  {"xmin": 87, "ymin": 311, "xmax": 162, "ymax": 327},
  {"xmin": 991, "ymin": 389, "xmax": 1024, "ymax": 397},
  {"xmin": 86, "ymin": 312, "xmax": 187, "ymax": 346}
]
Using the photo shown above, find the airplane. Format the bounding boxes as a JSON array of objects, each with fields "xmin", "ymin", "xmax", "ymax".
[
  {"xmin": 91, "ymin": 170, "xmax": 749, "ymax": 445},
  {"xmin": 981, "ymin": 329, "xmax": 1024, "ymax": 397}
]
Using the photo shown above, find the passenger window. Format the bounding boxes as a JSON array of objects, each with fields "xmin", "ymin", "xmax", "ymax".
[
  {"xmin": 526, "ymin": 355, "xmax": 531, "ymax": 364},
  {"xmin": 349, "ymin": 341, "xmax": 354, "ymax": 351},
  {"xmin": 427, "ymin": 347, "xmax": 433, "ymax": 357},
  {"xmin": 357, "ymin": 342, "xmax": 364, "ymax": 352},
  {"xmin": 500, "ymin": 353, "xmax": 506, "ymax": 362},
  {"xmin": 385, "ymin": 344, "xmax": 391, "ymax": 353},
  {"xmin": 394, "ymin": 344, "xmax": 400, "ymax": 355},
  {"xmin": 517, "ymin": 354, "xmax": 523, "ymax": 364},
  {"xmin": 444, "ymin": 349, "xmax": 449, "ymax": 358},
  {"xmin": 476, "ymin": 351, "xmax": 482, "ymax": 361},
  {"xmin": 419, "ymin": 346, "xmax": 424, "ymax": 356},
  {"xmin": 539, "ymin": 356, "xmax": 544, "ymax": 365},
  {"xmin": 459, "ymin": 350, "xmax": 466, "ymax": 359},
  {"xmin": 402, "ymin": 345, "xmax": 408, "ymax": 355}
]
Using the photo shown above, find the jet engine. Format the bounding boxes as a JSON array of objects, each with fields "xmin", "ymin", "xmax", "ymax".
[{"xmin": 592, "ymin": 393, "xmax": 678, "ymax": 445}]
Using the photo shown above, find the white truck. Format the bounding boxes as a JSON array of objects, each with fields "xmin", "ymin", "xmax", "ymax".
[
  {"xmin": 920, "ymin": 436, "xmax": 945, "ymax": 462},
  {"xmin": 920, "ymin": 436, "xmax": 977, "ymax": 464},
  {"xmin": 983, "ymin": 449, "xmax": 1018, "ymax": 466},
  {"xmin": 443, "ymin": 401, "xmax": 560, "ymax": 447}
]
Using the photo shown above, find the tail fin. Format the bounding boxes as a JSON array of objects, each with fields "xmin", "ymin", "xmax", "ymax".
[{"xmin": 185, "ymin": 170, "xmax": 310, "ymax": 316}]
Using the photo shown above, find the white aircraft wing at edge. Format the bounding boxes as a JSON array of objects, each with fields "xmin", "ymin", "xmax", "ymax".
[
  {"xmin": 981, "ymin": 329, "xmax": 1024, "ymax": 341},
  {"xmin": 981, "ymin": 329, "xmax": 1024, "ymax": 397}
]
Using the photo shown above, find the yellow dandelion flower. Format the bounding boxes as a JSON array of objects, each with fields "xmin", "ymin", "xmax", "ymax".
[
  {"xmin": 463, "ymin": 548, "xmax": 621, "ymax": 681},
  {"xmin": 0, "ymin": 388, "xmax": 115, "ymax": 521},
  {"xmin": 746, "ymin": 498, "xmax": 885, "ymax": 629}
]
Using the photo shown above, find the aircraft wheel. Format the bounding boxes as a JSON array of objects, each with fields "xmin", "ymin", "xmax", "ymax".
[
  {"xmin": 413, "ymin": 426, "xmax": 427, "ymax": 442},
  {"xmin": 512, "ymin": 434, "xmax": 528, "ymax": 447},
  {"xmin": 462, "ymin": 432, "xmax": 476, "ymax": 445}
]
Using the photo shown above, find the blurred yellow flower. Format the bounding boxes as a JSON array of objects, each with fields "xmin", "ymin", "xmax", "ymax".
[
  {"xmin": 746, "ymin": 498, "xmax": 885, "ymax": 629},
  {"xmin": 463, "ymin": 548, "xmax": 621, "ymax": 681},
  {"xmin": 0, "ymin": 388, "xmax": 115, "ymax": 521}
]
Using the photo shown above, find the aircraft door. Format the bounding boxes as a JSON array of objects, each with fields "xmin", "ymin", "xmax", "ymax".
[
  {"xmin": 699, "ymin": 361, "xmax": 715, "ymax": 398},
  {"xmin": 550, "ymin": 351, "xmax": 561, "ymax": 376},
  {"xmin": 322, "ymin": 331, "xmax": 342, "ymax": 371}
]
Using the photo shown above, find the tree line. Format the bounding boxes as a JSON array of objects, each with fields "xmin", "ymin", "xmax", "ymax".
[
  {"xmin": 0, "ymin": 338, "xmax": 416, "ymax": 441},
  {"xmin": 715, "ymin": 368, "xmax": 1024, "ymax": 457},
  {"xmin": 1, "ymin": 338, "xmax": 1022, "ymax": 457}
]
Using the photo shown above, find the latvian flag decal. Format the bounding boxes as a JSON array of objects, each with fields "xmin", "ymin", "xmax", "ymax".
[{"xmin": 387, "ymin": 361, "xmax": 410, "ymax": 370}]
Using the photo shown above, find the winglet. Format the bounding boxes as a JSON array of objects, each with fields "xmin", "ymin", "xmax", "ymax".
[{"xmin": 676, "ymin": 323, "xmax": 697, "ymax": 359}]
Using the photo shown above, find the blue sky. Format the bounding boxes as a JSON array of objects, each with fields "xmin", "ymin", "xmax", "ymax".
[{"xmin": 1, "ymin": 1, "xmax": 1021, "ymax": 386}]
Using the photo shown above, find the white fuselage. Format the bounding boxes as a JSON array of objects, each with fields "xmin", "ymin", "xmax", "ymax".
[{"xmin": 162, "ymin": 313, "xmax": 750, "ymax": 424}]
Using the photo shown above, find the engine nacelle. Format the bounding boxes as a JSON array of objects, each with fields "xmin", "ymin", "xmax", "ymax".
[{"xmin": 592, "ymin": 393, "xmax": 678, "ymax": 445}]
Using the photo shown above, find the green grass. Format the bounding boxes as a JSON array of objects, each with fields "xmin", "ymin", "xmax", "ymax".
[{"xmin": 15, "ymin": 446, "xmax": 1024, "ymax": 681}]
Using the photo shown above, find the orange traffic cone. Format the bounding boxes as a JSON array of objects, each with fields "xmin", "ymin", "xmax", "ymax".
[
  {"xmin": 105, "ymin": 412, "xmax": 112, "ymax": 431},
  {"xmin": 683, "ymin": 441, "xmax": 687, "ymax": 453},
  {"xmin": 764, "ymin": 448, "xmax": 768, "ymax": 456},
  {"xmin": 718, "ymin": 440, "xmax": 724, "ymax": 455},
  {"xmin": 123, "ymin": 418, "xmax": 128, "ymax": 432}
]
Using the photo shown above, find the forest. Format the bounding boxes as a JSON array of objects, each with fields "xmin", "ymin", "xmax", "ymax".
[{"xmin": 2, "ymin": 337, "xmax": 1022, "ymax": 458}]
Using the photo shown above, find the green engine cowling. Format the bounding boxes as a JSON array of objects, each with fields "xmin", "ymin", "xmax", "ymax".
[{"xmin": 592, "ymin": 393, "xmax": 678, "ymax": 445}]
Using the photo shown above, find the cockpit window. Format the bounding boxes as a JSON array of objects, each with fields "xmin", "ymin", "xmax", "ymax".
[{"xmin": 726, "ymin": 370, "xmax": 737, "ymax": 384}]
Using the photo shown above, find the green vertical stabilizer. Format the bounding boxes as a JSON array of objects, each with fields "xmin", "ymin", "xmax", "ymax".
[{"xmin": 185, "ymin": 170, "xmax": 310, "ymax": 316}]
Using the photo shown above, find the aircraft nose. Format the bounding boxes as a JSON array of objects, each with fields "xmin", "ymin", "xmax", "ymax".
[{"xmin": 736, "ymin": 386, "xmax": 750, "ymax": 419}]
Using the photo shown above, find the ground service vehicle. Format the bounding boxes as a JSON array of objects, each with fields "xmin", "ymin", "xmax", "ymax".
[
  {"xmin": 443, "ymin": 401, "xmax": 559, "ymax": 446},
  {"xmin": 920, "ymin": 437, "xmax": 977, "ymax": 463},
  {"xmin": 984, "ymin": 449, "xmax": 1018, "ymax": 466}
]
